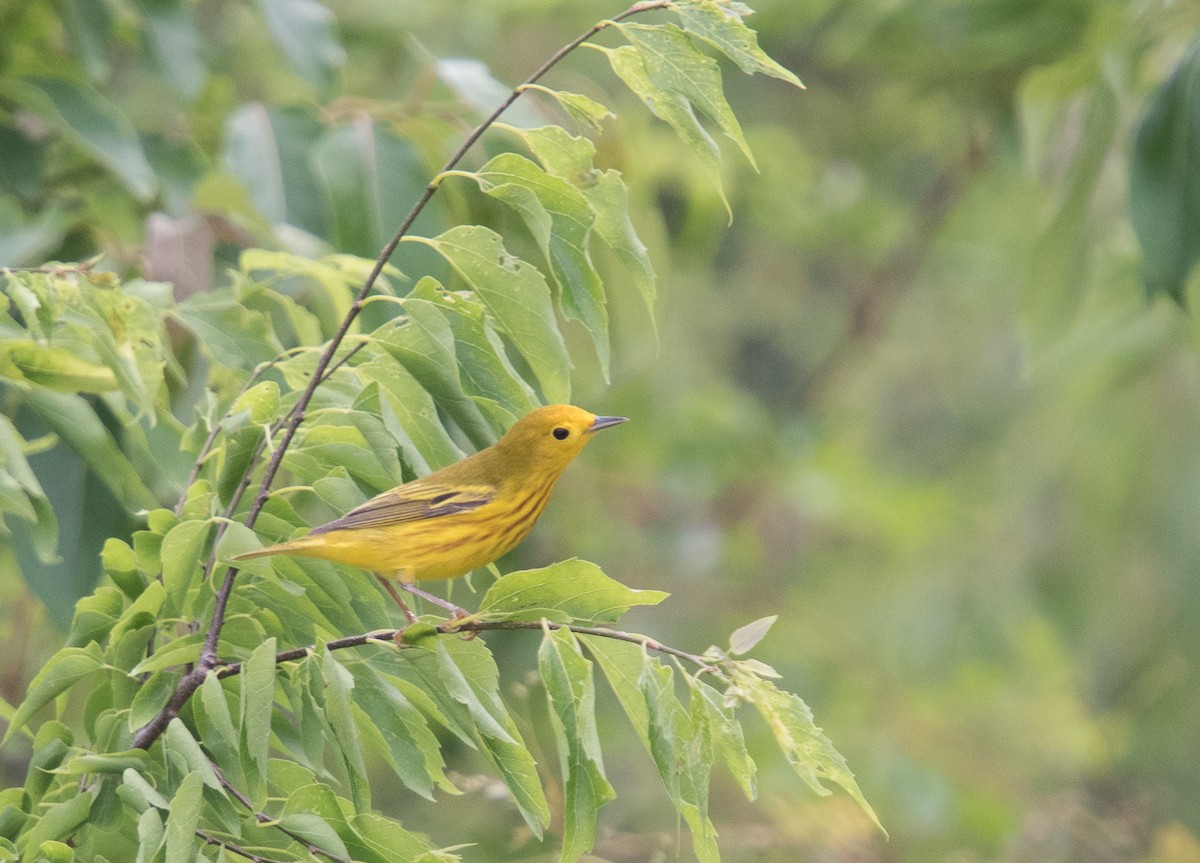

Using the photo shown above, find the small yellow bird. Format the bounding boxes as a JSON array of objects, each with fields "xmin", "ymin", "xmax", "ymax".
[{"xmin": 232, "ymin": 405, "xmax": 627, "ymax": 617}]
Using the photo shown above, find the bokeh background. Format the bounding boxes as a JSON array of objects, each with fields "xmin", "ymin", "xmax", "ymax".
[{"xmin": 3, "ymin": 0, "xmax": 1200, "ymax": 860}]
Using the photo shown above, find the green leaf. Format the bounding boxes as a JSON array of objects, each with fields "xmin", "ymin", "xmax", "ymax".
[
  {"xmin": 407, "ymin": 226, "xmax": 571, "ymax": 403},
  {"xmin": 1, "ymin": 341, "xmax": 118, "ymax": 392},
  {"xmin": 312, "ymin": 119, "xmax": 442, "ymax": 258},
  {"xmin": 129, "ymin": 632, "xmax": 203, "ymax": 677},
  {"xmin": 318, "ymin": 652, "xmax": 371, "ymax": 811},
  {"xmin": 349, "ymin": 667, "xmax": 453, "ymax": 800},
  {"xmin": 728, "ymin": 615, "xmax": 777, "ymax": 655},
  {"xmin": 135, "ymin": 807, "xmax": 165, "ymax": 863},
  {"xmin": 580, "ymin": 636, "xmax": 649, "ymax": 747},
  {"xmin": 354, "ymin": 364, "xmax": 464, "ymax": 473},
  {"xmin": 0, "ymin": 414, "xmax": 58, "ymax": 563},
  {"xmin": 525, "ymin": 86, "xmax": 613, "ymax": 132},
  {"xmin": 1130, "ymin": 37, "xmax": 1200, "ymax": 304},
  {"xmin": 374, "ymin": 301, "xmax": 497, "ymax": 449},
  {"xmin": 222, "ymin": 105, "xmax": 327, "ymax": 236},
  {"xmin": 58, "ymin": 750, "xmax": 150, "ymax": 776},
  {"xmin": 3, "ymin": 643, "xmax": 103, "ymax": 746},
  {"xmin": 597, "ymin": 44, "xmax": 727, "ymax": 215},
  {"xmin": 195, "ymin": 674, "xmax": 245, "ymax": 792},
  {"xmin": 432, "ymin": 638, "xmax": 550, "ymax": 835},
  {"xmin": 257, "ymin": 0, "xmax": 346, "ymax": 94},
  {"xmin": 140, "ymin": 0, "xmax": 206, "ymax": 100},
  {"xmin": 129, "ymin": 673, "xmax": 178, "ymax": 730},
  {"xmin": 64, "ymin": 585, "xmax": 123, "ymax": 649},
  {"xmin": 21, "ymin": 388, "xmax": 157, "ymax": 511},
  {"xmin": 731, "ymin": 668, "xmax": 884, "ymax": 834},
  {"xmin": 164, "ymin": 771, "xmax": 203, "ymax": 863},
  {"xmin": 695, "ymin": 680, "xmax": 756, "ymax": 801},
  {"xmin": 15, "ymin": 790, "xmax": 96, "ymax": 855},
  {"xmin": 457, "ymin": 153, "xmax": 610, "ymax": 375},
  {"xmin": 538, "ymin": 627, "xmax": 614, "ymax": 863},
  {"xmin": 640, "ymin": 657, "xmax": 718, "ymax": 863},
  {"xmin": 7, "ymin": 78, "xmax": 155, "ymax": 200},
  {"xmin": 346, "ymin": 811, "xmax": 443, "ymax": 863},
  {"xmin": 162, "ymin": 719, "xmax": 221, "ymax": 791},
  {"xmin": 480, "ymin": 559, "xmax": 668, "ymax": 624},
  {"xmin": 239, "ymin": 638, "xmax": 277, "ymax": 801},
  {"xmin": 407, "ymin": 278, "xmax": 538, "ymax": 421},
  {"xmin": 160, "ymin": 520, "xmax": 212, "ymax": 616},
  {"xmin": 616, "ymin": 22, "xmax": 755, "ymax": 167},
  {"xmin": 277, "ymin": 813, "xmax": 351, "ymax": 859},
  {"xmin": 671, "ymin": 0, "xmax": 804, "ymax": 86}
]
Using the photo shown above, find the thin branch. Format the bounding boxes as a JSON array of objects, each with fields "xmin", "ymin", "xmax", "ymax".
[
  {"xmin": 196, "ymin": 830, "xmax": 293, "ymax": 863},
  {"xmin": 213, "ymin": 617, "xmax": 719, "ymax": 679},
  {"xmin": 132, "ymin": 0, "xmax": 668, "ymax": 752},
  {"xmin": 210, "ymin": 761, "xmax": 352, "ymax": 863}
]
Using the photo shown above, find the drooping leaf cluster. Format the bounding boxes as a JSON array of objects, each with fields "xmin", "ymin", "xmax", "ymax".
[{"xmin": 0, "ymin": 3, "xmax": 879, "ymax": 862}]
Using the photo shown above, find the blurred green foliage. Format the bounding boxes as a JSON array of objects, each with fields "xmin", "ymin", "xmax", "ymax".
[{"xmin": 1, "ymin": 0, "xmax": 1199, "ymax": 861}]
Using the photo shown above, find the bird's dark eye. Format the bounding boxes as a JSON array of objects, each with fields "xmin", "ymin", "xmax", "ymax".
[{"xmin": 552, "ymin": 427, "xmax": 569, "ymax": 440}]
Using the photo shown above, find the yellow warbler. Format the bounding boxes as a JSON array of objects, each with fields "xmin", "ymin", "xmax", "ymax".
[{"xmin": 233, "ymin": 405, "xmax": 626, "ymax": 592}]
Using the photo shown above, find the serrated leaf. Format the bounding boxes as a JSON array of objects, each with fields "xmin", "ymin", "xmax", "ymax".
[
  {"xmin": 732, "ymin": 669, "xmax": 884, "ymax": 834},
  {"xmin": 319, "ymin": 652, "xmax": 371, "ymax": 811},
  {"xmin": 3, "ymin": 643, "xmax": 103, "ymax": 745},
  {"xmin": 671, "ymin": 0, "xmax": 803, "ymax": 86},
  {"xmin": 728, "ymin": 615, "xmax": 777, "ymax": 655},
  {"xmin": 696, "ymin": 680, "xmax": 756, "ymax": 801},
  {"xmin": 408, "ymin": 226, "xmax": 570, "ymax": 403},
  {"xmin": 538, "ymin": 627, "xmax": 614, "ymax": 863},
  {"xmin": 164, "ymin": 771, "xmax": 203, "ymax": 863},
  {"xmin": 354, "ymin": 363, "xmax": 464, "ymax": 473},
  {"xmin": 375, "ymin": 299, "xmax": 496, "ymax": 449},
  {"xmin": 407, "ymin": 278, "xmax": 537, "ymax": 420},
  {"xmin": 597, "ymin": 44, "xmax": 727, "ymax": 216},
  {"xmin": 432, "ymin": 638, "xmax": 550, "ymax": 835},
  {"xmin": 458, "ymin": 153, "xmax": 610, "ymax": 375},
  {"xmin": 581, "ymin": 636, "xmax": 650, "ymax": 747},
  {"xmin": 349, "ymin": 666, "xmax": 452, "ymax": 800},
  {"xmin": 480, "ymin": 559, "xmax": 668, "ymax": 624},
  {"xmin": 526, "ymin": 86, "xmax": 613, "ymax": 132},
  {"xmin": 640, "ymin": 656, "xmax": 718, "ymax": 863},
  {"xmin": 617, "ymin": 22, "xmax": 755, "ymax": 167}
]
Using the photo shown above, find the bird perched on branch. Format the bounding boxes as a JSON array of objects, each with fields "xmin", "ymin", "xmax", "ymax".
[{"xmin": 232, "ymin": 404, "xmax": 627, "ymax": 619}]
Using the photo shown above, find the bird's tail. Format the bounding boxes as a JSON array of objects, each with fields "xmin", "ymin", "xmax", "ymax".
[{"xmin": 229, "ymin": 537, "xmax": 319, "ymax": 562}]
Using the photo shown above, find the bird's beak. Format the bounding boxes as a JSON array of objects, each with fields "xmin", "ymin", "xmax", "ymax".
[{"xmin": 587, "ymin": 415, "xmax": 628, "ymax": 433}]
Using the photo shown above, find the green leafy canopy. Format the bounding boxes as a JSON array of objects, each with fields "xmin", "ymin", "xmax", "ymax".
[{"xmin": 0, "ymin": 3, "xmax": 877, "ymax": 862}]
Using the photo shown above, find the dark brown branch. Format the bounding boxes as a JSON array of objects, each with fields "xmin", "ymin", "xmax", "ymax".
[
  {"xmin": 209, "ymin": 761, "xmax": 351, "ymax": 863},
  {"xmin": 212, "ymin": 617, "xmax": 718, "ymax": 679},
  {"xmin": 196, "ymin": 830, "xmax": 292, "ymax": 863},
  {"xmin": 132, "ymin": 0, "xmax": 668, "ymax": 752}
]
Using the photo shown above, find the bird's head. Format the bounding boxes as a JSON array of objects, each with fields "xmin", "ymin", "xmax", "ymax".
[{"xmin": 496, "ymin": 404, "xmax": 627, "ymax": 476}]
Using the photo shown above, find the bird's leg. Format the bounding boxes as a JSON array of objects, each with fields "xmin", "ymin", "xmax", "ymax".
[
  {"xmin": 399, "ymin": 583, "xmax": 472, "ymax": 621},
  {"xmin": 377, "ymin": 575, "xmax": 417, "ymax": 624}
]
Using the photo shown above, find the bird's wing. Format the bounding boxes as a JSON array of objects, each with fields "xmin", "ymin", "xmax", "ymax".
[{"xmin": 309, "ymin": 482, "xmax": 496, "ymax": 534}]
